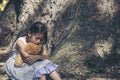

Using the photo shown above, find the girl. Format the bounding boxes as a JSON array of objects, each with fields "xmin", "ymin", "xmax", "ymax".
[{"xmin": 5, "ymin": 22, "xmax": 62, "ymax": 80}]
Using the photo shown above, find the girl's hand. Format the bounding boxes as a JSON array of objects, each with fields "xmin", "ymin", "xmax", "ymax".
[{"xmin": 24, "ymin": 55, "xmax": 39, "ymax": 64}]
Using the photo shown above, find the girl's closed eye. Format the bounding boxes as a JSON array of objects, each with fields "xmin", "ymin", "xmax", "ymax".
[
  {"xmin": 35, "ymin": 34, "xmax": 44, "ymax": 44},
  {"xmin": 36, "ymin": 38, "xmax": 43, "ymax": 44}
]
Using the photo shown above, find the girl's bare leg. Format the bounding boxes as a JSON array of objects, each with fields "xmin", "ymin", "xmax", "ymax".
[
  {"xmin": 49, "ymin": 71, "xmax": 62, "ymax": 80},
  {"xmin": 39, "ymin": 75, "xmax": 46, "ymax": 80}
]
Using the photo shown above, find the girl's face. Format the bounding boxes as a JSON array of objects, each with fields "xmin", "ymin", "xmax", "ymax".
[{"xmin": 28, "ymin": 33, "xmax": 44, "ymax": 45}]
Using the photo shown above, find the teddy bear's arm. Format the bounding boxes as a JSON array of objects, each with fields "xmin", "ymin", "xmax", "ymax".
[{"xmin": 14, "ymin": 54, "xmax": 23, "ymax": 67}]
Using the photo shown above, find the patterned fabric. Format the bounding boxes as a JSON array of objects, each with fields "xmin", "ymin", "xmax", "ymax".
[
  {"xmin": 33, "ymin": 62, "xmax": 58, "ymax": 80},
  {"xmin": 5, "ymin": 37, "xmax": 58, "ymax": 80}
]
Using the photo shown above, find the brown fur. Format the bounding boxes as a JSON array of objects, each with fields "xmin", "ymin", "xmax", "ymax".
[{"xmin": 14, "ymin": 42, "xmax": 42, "ymax": 67}]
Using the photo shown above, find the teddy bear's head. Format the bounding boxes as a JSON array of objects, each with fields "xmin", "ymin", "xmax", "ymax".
[{"xmin": 25, "ymin": 42, "xmax": 42, "ymax": 55}]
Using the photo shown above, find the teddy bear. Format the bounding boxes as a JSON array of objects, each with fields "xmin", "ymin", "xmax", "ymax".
[{"xmin": 14, "ymin": 42, "xmax": 42, "ymax": 67}]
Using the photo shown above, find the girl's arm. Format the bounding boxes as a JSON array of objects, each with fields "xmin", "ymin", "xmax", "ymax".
[
  {"xmin": 36, "ymin": 45, "xmax": 49, "ymax": 61},
  {"xmin": 24, "ymin": 45, "xmax": 49, "ymax": 64},
  {"xmin": 16, "ymin": 40, "xmax": 49, "ymax": 64},
  {"xmin": 16, "ymin": 40, "xmax": 30, "ymax": 59}
]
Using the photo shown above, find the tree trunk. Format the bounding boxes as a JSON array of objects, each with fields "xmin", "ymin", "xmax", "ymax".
[{"xmin": 0, "ymin": 0, "xmax": 120, "ymax": 79}]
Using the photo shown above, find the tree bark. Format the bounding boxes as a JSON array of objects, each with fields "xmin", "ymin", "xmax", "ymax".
[
  {"xmin": 0, "ymin": 1, "xmax": 16, "ymax": 54},
  {"xmin": 0, "ymin": 0, "xmax": 120, "ymax": 79}
]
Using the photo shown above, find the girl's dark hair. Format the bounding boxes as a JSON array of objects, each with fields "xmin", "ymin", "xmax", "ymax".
[{"xmin": 29, "ymin": 22, "xmax": 47, "ymax": 44}]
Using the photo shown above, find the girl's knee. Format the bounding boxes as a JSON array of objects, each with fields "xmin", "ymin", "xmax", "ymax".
[
  {"xmin": 49, "ymin": 71, "xmax": 62, "ymax": 80},
  {"xmin": 39, "ymin": 75, "xmax": 46, "ymax": 80}
]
